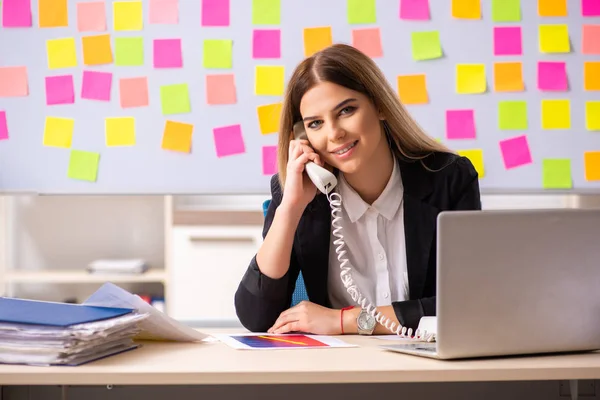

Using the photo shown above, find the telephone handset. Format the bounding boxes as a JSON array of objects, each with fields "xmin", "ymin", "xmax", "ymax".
[{"xmin": 292, "ymin": 122, "xmax": 435, "ymax": 342}]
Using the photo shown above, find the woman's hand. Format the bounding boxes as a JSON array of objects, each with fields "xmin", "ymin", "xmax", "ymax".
[
  {"xmin": 267, "ymin": 301, "xmax": 340, "ymax": 335},
  {"xmin": 280, "ymin": 139, "xmax": 324, "ymax": 211}
]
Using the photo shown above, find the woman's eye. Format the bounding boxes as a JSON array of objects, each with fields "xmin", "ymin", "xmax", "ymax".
[
  {"xmin": 340, "ymin": 106, "xmax": 356, "ymax": 115},
  {"xmin": 307, "ymin": 120, "xmax": 322, "ymax": 129}
]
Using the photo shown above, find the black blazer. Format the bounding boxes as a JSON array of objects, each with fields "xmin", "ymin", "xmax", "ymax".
[{"xmin": 234, "ymin": 152, "xmax": 482, "ymax": 333}]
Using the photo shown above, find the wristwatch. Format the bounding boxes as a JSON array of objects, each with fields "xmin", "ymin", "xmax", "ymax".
[{"xmin": 357, "ymin": 308, "xmax": 376, "ymax": 335}]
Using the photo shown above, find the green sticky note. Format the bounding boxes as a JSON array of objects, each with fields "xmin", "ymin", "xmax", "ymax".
[
  {"xmin": 203, "ymin": 39, "xmax": 232, "ymax": 69},
  {"xmin": 252, "ymin": 0, "xmax": 280, "ymax": 25},
  {"xmin": 498, "ymin": 101, "xmax": 527, "ymax": 130},
  {"xmin": 68, "ymin": 150, "xmax": 100, "ymax": 182},
  {"xmin": 347, "ymin": 0, "xmax": 376, "ymax": 24},
  {"xmin": 543, "ymin": 159, "xmax": 572, "ymax": 189},
  {"xmin": 492, "ymin": 0, "xmax": 520, "ymax": 22},
  {"xmin": 160, "ymin": 84, "xmax": 191, "ymax": 115},
  {"xmin": 115, "ymin": 37, "xmax": 144, "ymax": 66},
  {"xmin": 411, "ymin": 31, "xmax": 442, "ymax": 61}
]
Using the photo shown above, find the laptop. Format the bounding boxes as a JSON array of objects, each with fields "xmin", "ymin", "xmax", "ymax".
[{"xmin": 381, "ymin": 209, "xmax": 600, "ymax": 359}]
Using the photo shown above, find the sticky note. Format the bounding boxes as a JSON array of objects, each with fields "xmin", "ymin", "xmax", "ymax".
[
  {"xmin": 202, "ymin": 0, "xmax": 228, "ymax": 26},
  {"xmin": 539, "ymin": 24, "xmax": 570, "ymax": 53},
  {"xmin": 82, "ymin": 34, "xmax": 113, "ymax": 65},
  {"xmin": 499, "ymin": 135, "xmax": 532, "ymax": 169},
  {"xmin": 213, "ymin": 124, "xmax": 245, "ymax": 157},
  {"xmin": 45, "ymin": 75, "xmax": 74, "ymax": 105},
  {"xmin": 257, "ymin": 103, "xmax": 282, "ymax": 135},
  {"xmin": 400, "ymin": 0, "xmax": 430, "ymax": 20},
  {"xmin": 153, "ymin": 39, "xmax": 182, "ymax": 68},
  {"xmin": 452, "ymin": 0, "xmax": 481, "ymax": 19},
  {"xmin": 203, "ymin": 39, "xmax": 233, "ymax": 69},
  {"xmin": 206, "ymin": 74, "xmax": 236, "ymax": 105},
  {"xmin": 493, "ymin": 62, "xmax": 523, "ymax": 92},
  {"xmin": 582, "ymin": 0, "xmax": 600, "ymax": 16},
  {"xmin": 541, "ymin": 99, "xmax": 570, "ymax": 129},
  {"xmin": 105, "ymin": 117, "xmax": 135, "ymax": 146},
  {"xmin": 411, "ymin": 31, "xmax": 441, "ymax": 61},
  {"xmin": 3, "ymin": 0, "xmax": 31, "ymax": 27},
  {"xmin": 119, "ymin": 77, "xmax": 149, "ymax": 108},
  {"xmin": 0, "ymin": 112, "xmax": 9, "ymax": 140},
  {"xmin": 162, "ymin": 121, "xmax": 193, "ymax": 153},
  {"xmin": 77, "ymin": 1, "xmax": 106, "ymax": 32},
  {"xmin": 498, "ymin": 101, "xmax": 527, "ymax": 130},
  {"xmin": 303, "ymin": 27, "xmax": 333, "ymax": 57},
  {"xmin": 493, "ymin": 27, "xmax": 522, "ymax": 55},
  {"xmin": 457, "ymin": 149, "xmax": 484, "ymax": 178},
  {"xmin": 47, "ymin": 38, "xmax": 77, "ymax": 69},
  {"xmin": 538, "ymin": 0, "xmax": 567, "ymax": 16},
  {"xmin": 446, "ymin": 110, "xmax": 476, "ymax": 140},
  {"xmin": 253, "ymin": 30, "xmax": 281, "ymax": 59},
  {"xmin": 113, "ymin": 1, "xmax": 142, "ymax": 31},
  {"xmin": 0, "ymin": 66, "xmax": 28, "ymax": 97},
  {"xmin": 352, "ymin": 28, "xmax": 383, "ymax": 58},
  {"xmin": 39, "ymin": 0, "xmax": 68, "ymax": 27},
  {"xmin": 149, "ymin": 0, "xmax": 177, "ymax": 24},
  {"xmin": 583, "ymin": 25, "xmax": 600, "ymax": 54},
  {"xmin": 397, "ymin": 74, "xmax": 428, "ymax": 105},
  {"xmin": 252, "ymin": 0, "xmax": 280, "ymax": 25},
  {"xmin": 543, "ymin": 159, "xmax": 571, "ymax": 189},
  {"xmin": 262, "ymin": 146, "xmax": 278, "ymax": 175},
  {"xmin": 160, "ymin": 84, "xmax": 190, "ymax": 115},
  {"xmin": 456, "ymin": 64, "xmax": 486, "ymax": 94},
  {"xmin": 492, "ymin": 0, "xmax": 520, "ymax": 22},
  {"xmin": 587, "ymin": 101, "xmax": 600, "ymax": 130},
  {"xmin": 347, "ymin": 0, "xmax": 376, "ymax": 24},
  {"xmin": 43, "ymin": 117, "xmax": 74, "ymax": 148},
  {"xmin": 255, "ymin": 66, "xmax": 285, "ymax": 96},
  {"xmin": 584, "ymin": 62, "xmax": 600, "ymax": 91},
  {"xmin": 68, "ymin": 150, "xmax": 100, "ymax": 182},
  {"xmin": 82, "ymin": 71, "xmax": 112, "ymax": 101},
  {"xmin": 584, "ymin": 151, "xmax": 600, "ymax": 181},
  {"xmin": 115, "ymin": 37, "xmax": 144, "ymax": 66},
  {"xmin": 537, "ymin": 62, "xmax": 567, "ymax": 91}
]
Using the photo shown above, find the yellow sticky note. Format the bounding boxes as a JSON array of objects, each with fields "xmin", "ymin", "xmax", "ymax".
[
  {"xmin": 397, "ymin": 74, "xmax": 428, "ymax": 105},
  {"xmin": 452, "ymin": 0, "xmax": 481, "ymax": 19},
  {"xmin": 162, "ymin": 121, "xmax": 193, "ymax": 153},
  {"xmin": 39, "ymin": 0, "xmax": 68, "ymax": 27},
  {"xmin": 539, "ymin": 24, "xmax": 570, "ymax": 53},
  {"xmin": 584, "ymin": 62, "xmax": 600, "ymax": 91},
  {"xmin": 584, "ymin": 151, "xmax": 600, "ymax": 181},
  {"xmin": 255, "ymin": 66, "xmax": 285, "ymax": 96},
  {"xmin": 113, "ymin": 1, "xmax": 143, "ymax": 31},
  {"xmin": 43, "ymin": 117, "xmax": 74, "ymax": 148},
  {"xmin": 82, "ymin": 34, "xmax": 113, "ymax": 65},
  {"xmin": 541, "ymin": 99, "xmax": 570, "ymax": 129},
  {"xmin": 105, "ymin": 117, "xmax": 136, "ymax": 146},
  {"xmin": 303, "ymin": 27, "xmax": 333, "ymax": 57},
  {"xmin": 494, "ymin": 62, "xmax": 524, "ymax": 92},
  {"xmin": 586, "ymin": 101, "xmax": 600, "ymax": 130},
  {"xmin": 257, "ymin": 103, "xmax": 282, "ymax": 135},
  {"xmin": 458, "ymin": 149, "xmax": 485, "ymax": 178},
  {"xmin": 456, "ymin": 64, "xmax": 486, "ymax": 94},
  {"xmin": 46, "ymin": 38, "xmax": 77, "ymax": 69},
  {"xmin": 538, "ymin": 0, "xmax": 567, "ymax": 17}
]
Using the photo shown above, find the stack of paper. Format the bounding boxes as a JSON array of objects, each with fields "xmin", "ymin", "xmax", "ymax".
[{"xmin": 86, "ymin": 259, "xmax": 148, "ymax": 275}]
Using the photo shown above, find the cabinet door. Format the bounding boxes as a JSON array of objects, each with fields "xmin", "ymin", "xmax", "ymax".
[{"xmin": 169, "ymin": 226, "xmax": 263, "ymax": 324}]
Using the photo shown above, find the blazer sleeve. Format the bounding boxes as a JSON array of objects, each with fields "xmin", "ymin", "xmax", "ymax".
[{"xmin": 234, "ymin": 175, "xmax": 301, "ymax": 332}]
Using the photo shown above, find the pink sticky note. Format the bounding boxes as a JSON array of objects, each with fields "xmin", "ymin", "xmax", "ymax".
[
  {"xmin": 538, "ymin": 62, "xmax": 567, "ymax": 91},
  {"xmin": 45, "ymin": 75, "xmax": 74, "ymax": 105},
  {"xmin": 582, "ymin": 0, "xmax": 600, "ymax": 16},
  {"xmin": 0, "ymin": 112, "xmax": 8, "ymax": 140},
  {"xmin": 400, "ymin": 0, "xmax": 430, "ymax": 20},
  {"xmin": 493, "ymin": 27, "xmax": 522, "ymax": 56},
  {"xmin": 81, "ymin": 71, "xmax": 112, "ymax": 101},
  {"xmin": 253, "ymin": 30, "xmax": 281, "ymax": 59},
  {"xmin": 202, "ymin": 0, "xmax": 229, "ymax": 26},
  {"xmin": 77, "ymin": 1, "xmax": 106, "ymax": 32},
  {"xmin": 352, "ymin": 28, "xmax": 383, "ymax": 58},
  {"xmin": 213, "ymin": 124, "xmax": 245, "ymax": 157},
  {"xmin": 2, "ymin": 0, "xmax": 32, "ymax": 27},
  {"xmin": 499, "ymin": 135, "xmax": 532, "ymax": 169},
  {"xmin": 446, "ymin": 110, "xmax": 476, "ymax": 139},
  {"xmin": 153, "ymin": 39, "xmax": 183, "ymax": 68},
  {"xmin": 206, "ymin": 74, "xmax": 236, "ymax": 104},
  {"xmin": 0, "ymin": 66, "xmax": 28, "ymax": 97},
  {"xmin": 583, "ymin": 25, "xmax": 600, "ymax": 54},
  {"xmin": 262, "ymin": 146, "xmax": 278, "ymax": 175},
  {"xmin": 150, "ymin": 0, "xmax": 178, "ymax": 24},
  {"xmin": 119, "ymin": 77, "xmax": 149, "ymax": 108}
]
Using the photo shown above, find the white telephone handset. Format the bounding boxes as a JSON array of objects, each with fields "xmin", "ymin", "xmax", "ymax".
[{"xmin": 292, "ymin": 122, "xmax": 435, "ymax": 342}]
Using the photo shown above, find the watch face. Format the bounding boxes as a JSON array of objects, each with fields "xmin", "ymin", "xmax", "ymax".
[{"xmin": 357, "ymin": 311, "xmax": 376, "ymax": 329}]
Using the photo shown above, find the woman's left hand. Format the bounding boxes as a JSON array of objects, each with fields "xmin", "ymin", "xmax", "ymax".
[{"xmin": 268, "ymin": 301, "xmax": 340, "ymax": 335}]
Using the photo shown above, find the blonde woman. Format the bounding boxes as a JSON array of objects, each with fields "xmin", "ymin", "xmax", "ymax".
[{"xmin": 235, "ymin": 44, "xmax": 481, "ymax": 336}]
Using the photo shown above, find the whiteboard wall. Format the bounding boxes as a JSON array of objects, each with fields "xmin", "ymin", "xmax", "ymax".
[{"xmin": 0, "ymin": 0, "xmax": 598, "ymax": 194}]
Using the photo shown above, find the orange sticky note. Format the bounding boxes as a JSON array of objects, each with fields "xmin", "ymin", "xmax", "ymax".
[
  {"xmin": 452, "ymin": 0, "xmax": 481, "ymax": 19},
  {"xmin": 206, "ymin": 74, "xmax": 236, "ymax": 105},
  {"xmin": 352, "ymin": 28, "xmax": 382, "ymax": 58},
  {"xmin": 303, "ymin": 27, "xmax": 332, "ymax": 57},
  {"xmin": 397, "ymin": 74, "xmax": 428, "ymax": 105},
  {"xmin": 257, "ymin": 103, "xmax": 282, "ymax": 135},
  {"xmin": 538, "ymin": 0, "xmax": 567, "ymax": 16},
  {"xmin": 585, "ymin": 62, "xmax": 600, "ymax": 91},
  {"xmin": 583, "ymin": 25, "xmax": 600, "ymax": 54},
  {"xmin": 584, "ymin": 151, "xmax": 600, "ymax": 181},
  {"xmin": 39, "ymin": 0, "xmax": 68, "ymax": 27},
  {"xmin": 494, "ymin": 62, "xmax": 524, "ymax": 92},
  {"xmin": 119, "ymin": 77, "xmax": 148, "ymax": 108},
  {"xmin": 162, "ymin": 120, "xmax": 193, "ymax": 153},
  {"xmin": 0, "ymin": 66, "xmax": 28, "ymax": 97},
  {"xmin": 82, "ymin": 34, "xmax": 113, "ymax": 65}
]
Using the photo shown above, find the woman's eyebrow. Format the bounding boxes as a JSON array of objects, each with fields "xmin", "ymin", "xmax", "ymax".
[{"xmin": 302, "ymin": 98, "xmax": 357, "ymax": 122}]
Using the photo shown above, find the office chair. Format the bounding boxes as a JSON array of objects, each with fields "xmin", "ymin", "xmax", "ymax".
[{"xmin": 262, "ymin": 199, "xmax": 309, "ymax": 307}]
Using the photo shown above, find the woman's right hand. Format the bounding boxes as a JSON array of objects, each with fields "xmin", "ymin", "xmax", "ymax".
[{"xmin": 280, "ymin": 139, "xmax": 324, "ymax": 211}]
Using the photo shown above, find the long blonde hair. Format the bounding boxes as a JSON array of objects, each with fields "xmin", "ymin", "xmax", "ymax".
[{"xmin": 277, "ymin": 43, "xmax": 452, "ymax": 187}]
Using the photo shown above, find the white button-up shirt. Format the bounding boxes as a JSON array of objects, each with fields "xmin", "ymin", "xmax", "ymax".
[{"xmin": 327, "ymin": 160, "xmax": 408, "ymax": 309}]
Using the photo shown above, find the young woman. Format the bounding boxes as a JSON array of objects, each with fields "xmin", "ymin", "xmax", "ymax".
[{"xmin": 234, "ymin": 43, "xmax": 481, "ymax": 336}]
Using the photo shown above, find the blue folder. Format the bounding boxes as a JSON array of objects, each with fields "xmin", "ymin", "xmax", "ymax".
[{"xmin": 0, "ymin": 297, "xmax": 134, "ymax": 327}]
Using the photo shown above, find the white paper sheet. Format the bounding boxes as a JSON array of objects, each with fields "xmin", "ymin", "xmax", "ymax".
[{"xmin": 214, "ymin": 333, "xmax": 358, "ymax": 350}]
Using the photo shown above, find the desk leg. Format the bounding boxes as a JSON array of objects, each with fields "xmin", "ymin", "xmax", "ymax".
[
  {"xmin": 570, "ymin": 379, "xmax": 578, "ymax": 400},
  {"xmin": 61, "ymin": 385, "xmax": 68, "ymax": 400}
]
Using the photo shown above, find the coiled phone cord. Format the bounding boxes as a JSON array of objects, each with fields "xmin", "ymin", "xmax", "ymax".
[{"xmin": 327, "ymin": 191, "xmax": 436, "ymax": 342}]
